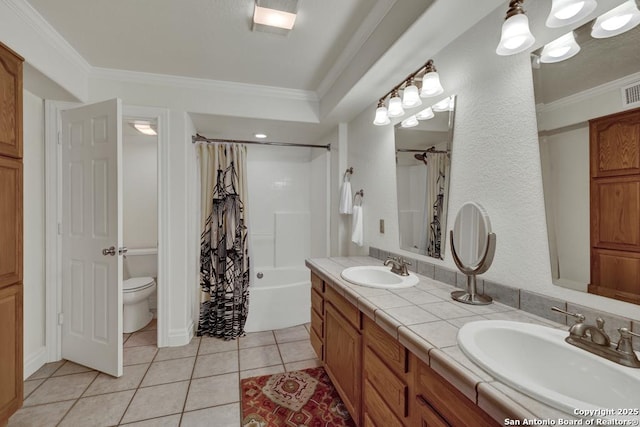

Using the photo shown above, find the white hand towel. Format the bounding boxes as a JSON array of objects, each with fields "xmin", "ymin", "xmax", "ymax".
[
  {"xmin": 339, "ymin": 177, "xmax": 353, "ymax": 214},
  {"xmin": 351, "ymin": 205, "xmax": 364, "ymax": 246}
]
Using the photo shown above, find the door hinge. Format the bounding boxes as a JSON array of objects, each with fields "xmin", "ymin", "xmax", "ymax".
[
  {"xmin": 57, "ymin": 131, "xmax": 62, "ymax": 145},
  {"xmin": 58, "ymin": 222, "xmax": 62, "ymax": 235},
  {"xmin": 58, "ymin": 313, "xmax": 64, "ymax": 325}
]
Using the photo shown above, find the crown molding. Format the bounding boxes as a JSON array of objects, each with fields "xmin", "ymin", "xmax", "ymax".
[
  {"xmin": 316, "ymin": 0, "xmax": 397, "ymax": 99},
  {"xmin": 536, "ymin": 71, "xmax": 640, "ymax": 114},
  {"xmin": 5, "ymin": 0, "xmax": 92, "ymax": 74},
  {"xmin": 92, "ymin": 67, "xmax": 319, "ymax": 103}
]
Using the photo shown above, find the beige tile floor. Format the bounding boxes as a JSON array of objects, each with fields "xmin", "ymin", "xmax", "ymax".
[{"xmin": 9, "ymin": 320, "xmax": 321, "ymax": 427}]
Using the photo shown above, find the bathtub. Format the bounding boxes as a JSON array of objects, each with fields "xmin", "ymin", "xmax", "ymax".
[{"xmin": 243, "ymin": 267, "xmax": 311, "ymax": 333}]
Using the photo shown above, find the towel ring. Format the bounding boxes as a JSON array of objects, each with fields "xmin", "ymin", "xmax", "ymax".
[{"xmin": 353, "ymin": 189, "xmax": 364, "ymax": 206}]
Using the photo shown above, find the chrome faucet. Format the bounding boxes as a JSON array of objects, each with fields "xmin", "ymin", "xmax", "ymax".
[
  {"xmin": 552, "ymin": 307, "xmax": 640, "ymax": 368},
  {"xmin": 384, "ymin": 256, "xmax": 411, "ymax": 276}
]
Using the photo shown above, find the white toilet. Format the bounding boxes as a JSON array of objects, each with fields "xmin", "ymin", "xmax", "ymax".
[{"xmin": 123, "ymin": 276, "xmax": 156, "ymax": 333}]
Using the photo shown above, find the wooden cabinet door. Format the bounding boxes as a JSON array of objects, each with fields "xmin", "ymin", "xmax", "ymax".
[
  {"xmin": 0, "ymin": 284, "xmax": 23, "ymax": 422},
  {"xmin": 0, "ymin": 156, "xmax": 22, "ymax": 289},
  {"xmin": 0, "ymin": 42, "xmax": 22, "ymax": 159},
  {"xmin": 415, "ymin": 394, "xmax": 450, "ymax": 427},
  {"xmin": 324, "ymin": 303, "xmax": 361, "ymax": 425},
  {"xmin": 589, "ymin": 108, "xmax": 640, "ymax": 303}
]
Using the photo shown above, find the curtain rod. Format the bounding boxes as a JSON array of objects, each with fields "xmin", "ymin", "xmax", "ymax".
[
  {"xmin": 192, "ymin": 134, "xmax": 331, "ymax": 151},
  {"xmin": 396, "ymin": 147, "xmax": 449, "ymax": 154}
]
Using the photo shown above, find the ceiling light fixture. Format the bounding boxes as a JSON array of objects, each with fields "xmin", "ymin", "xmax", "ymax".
[
  {"xmin": 252, "ymin": 0, "xmax": 298, "ymax": 34},
  {"xmin": 591, "ymin": 0, "xmax": 640, "ymax": 38},
  {"xmin": 372, "ymin": 59, "xmax": 445, "ymax": 126},
  {"xmin": 546, "ymin": 0, "xmax": 597, "ymax": 28},
  {"xmin": 131, "ymin": 121, "xmax": 157, "ymax": 136},
  {"xmin": 496, "ymin": 0, "xmax": 536, "ymax": 56},
  {"xmin": 254, "ymin": 133, "xmax": 267, "ymax": 139},
  {"xmin": 540, "ymin": 31, "xmax": 581, "ymax": 63}
]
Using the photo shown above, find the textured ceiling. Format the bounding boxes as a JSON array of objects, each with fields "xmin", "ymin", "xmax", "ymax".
[{"xmin": 25, "ymin": 0, "xmax": 371, "ymax": 91}]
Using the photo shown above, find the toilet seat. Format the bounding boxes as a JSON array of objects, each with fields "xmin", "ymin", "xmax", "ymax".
[{"xmin": 123, "ymin": 276, "xmax": 155, "ymax": 293}]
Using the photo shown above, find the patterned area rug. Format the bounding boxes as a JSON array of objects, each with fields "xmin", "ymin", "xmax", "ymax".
[{"xmin": 241, "ymin": 367, "xmax": 355, "ymax": 426}]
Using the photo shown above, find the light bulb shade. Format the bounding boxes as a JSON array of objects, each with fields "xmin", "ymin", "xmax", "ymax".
[
  {"xmin": 373, "ymin": 106, "xmax": 391, "ymax": 125},
  {"xmin": 546, "ymin": 0, "xmax": 597, "ymax": 28},
  {"xmin": 402, "ymin": 83, "xmax": 422, "ymax": 108},
  {"xmin": 432, "ymin": 98, "xmax": 452, "ymax": 112},
  {"xmin": 496, "ymin": 13, "xmax": 536, "ymax": 56},
  {"xmin": 591, "ymin": 0, "xmax": 640, "ymax": 38},
  {"xmin": 416, "ymin": 107, "xmax": 434, "ymax": 120},
  {"xmin": 420, "ymin": 71, "xmax": 444, "ymax": 98},
  {"xmin": 540, "ymin": 31, "xmax": 581, "ymax": 63},
  {"xmin": 387, "ymin": 94, "xmax": 405, "ymax": 118},
  {"xmin": 401, "ymin": 116, "xmax": 419, "ymax": 128}
]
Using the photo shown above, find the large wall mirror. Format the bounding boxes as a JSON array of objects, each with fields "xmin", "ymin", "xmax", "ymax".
[
  {"xmin": 534, "ymin": 8, "xmax": 640, "ymax": 303},
  {"xmin": 395, "ymin": 95, "xmax": 456, "ymax": 259}
]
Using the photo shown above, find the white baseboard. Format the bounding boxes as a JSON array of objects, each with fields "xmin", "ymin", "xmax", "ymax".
[
  {"xmin": 166, "ymin": 320, "xmax": 195, "ymax": 347},
  {"xmin": 24, "ymin": 346, "xmax": 48, "ymax": 379}
]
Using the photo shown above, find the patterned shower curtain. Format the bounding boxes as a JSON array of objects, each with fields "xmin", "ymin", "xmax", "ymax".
[
  {"xmin": 197, "ymin": 143, "xmax": 250, "ymax": 340},
  {"xmin": 419, "ymin": 152, "xmax": 449, "ymax": 258}
]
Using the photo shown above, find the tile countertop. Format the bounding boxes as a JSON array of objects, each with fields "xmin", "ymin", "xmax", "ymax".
[{"xmin": 306, "ymin": 256, "xmax": 596, "ymax": 424}]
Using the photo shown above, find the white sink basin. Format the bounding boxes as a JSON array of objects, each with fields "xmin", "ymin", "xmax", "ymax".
[
  {"xmin": 458, "ymin": 320, "xmax": 640, "ymax": 417},
  {"xmin": 340, "ymin": 266, "xmax": 419, "ymax": 289}
]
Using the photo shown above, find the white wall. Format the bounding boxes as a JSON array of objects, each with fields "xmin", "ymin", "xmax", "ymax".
[
  {"xmin": 123, "ymin": 133, "xmax": 158, "ymax": 250},
  {"xmin": 540, "ymin": 127, "xmax": 590, "ymax": 290},
  {"xmin": 23, "ymin": 89, "xmax": 47, "ymax": 376}
]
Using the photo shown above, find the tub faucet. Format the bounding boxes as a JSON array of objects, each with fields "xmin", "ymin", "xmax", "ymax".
[
  {"xmin": 551, "ymin": 307, "xmax": 640, "ymax": 368},
  {"xmin": 384, "ymin": 256, "xmax": 411, "ymax": 276}
]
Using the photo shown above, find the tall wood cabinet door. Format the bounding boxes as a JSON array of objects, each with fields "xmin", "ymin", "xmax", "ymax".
[
  {"xmin": 0, "ymin": 157, "xmax": 22, "ymax": 289},
  {"xmin": 0, "ymin": 284, "xmax": 23, "ymax": 422},
  {"xmin": 324, "ymin": 303, "xmax": 361, "ymax": 425},
  {"xmin": 0, "ymin": 42, "xmax": 23, "ymax": 159}
]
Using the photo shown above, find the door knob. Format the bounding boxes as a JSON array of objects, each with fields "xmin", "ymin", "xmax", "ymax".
[{"xmin": 102, "ymin": 246, "xmax": 116, "ymax": 256}]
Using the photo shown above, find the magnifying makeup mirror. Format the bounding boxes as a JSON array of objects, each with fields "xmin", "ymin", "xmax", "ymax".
[{"xmin": 450, "ymin": 202, "xmax": 496, "ymax": 305}]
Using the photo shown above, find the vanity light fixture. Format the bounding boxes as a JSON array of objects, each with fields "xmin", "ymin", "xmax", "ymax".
[
  {"xmin": 432, "ymin": 97, "xmax": 454, "ymax": 112},
  {"xmin": 540, "ymin": 31, "xmax": 581, "ymax": 63},
  {"xmin": 496, "ymin": 0, "xmax": 536, "ymax": 56},
  {"xmin": 401, "ymin": 115, "xmax": 419, "ymax": 128},
  {"xmin": 546, "ymin": 0, "xmax": 598, "ymax": 28},
  {"xmin": 402, "ymin": 77, "xmax": 422, "ymax": 108},
  {"xmin": 591, "ymin": 0, "xmax": 640, "ymax": 38},
  {"xmin": 416, "ymin": 106, "xmax": 435, "ymax": 120},
  {"xmin": 387, "ymin": 90, "xmax": 405, "ymax": 118},
  {"xmin": 371, "ymin": 59, "xmax": 445, "ymax": 126},
  {"xmin": 373, "ymin": 100, "xmax": 391, "ymax": 126}
]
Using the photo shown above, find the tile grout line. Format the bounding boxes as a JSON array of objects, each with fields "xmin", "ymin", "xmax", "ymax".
[
  {"xmin": 178, "ymin": 335, "xmax": 204, "ymax": 426},
  {"xmin": 55, "ymin": 366, "xmax": 100, "ymax": 427}
]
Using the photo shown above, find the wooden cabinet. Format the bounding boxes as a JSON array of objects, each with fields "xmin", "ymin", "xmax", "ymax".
[
  {"xmin": 310, "ymin": 270, "xmax": 500, "ymax": 427},
  {"xmin": 0, "ymin": 41, "xmax": 23, "ymax": 426},
  {"xmin": 324, "ymin": 286, "xmax": 361, "ymax": 426},
  {"xmin": 413, "ymin": 356, "xmax": 499, "ymax": 427},
  {"xmin": 589, "ymin": 107, "xmax": 640, "ymax": 304}
]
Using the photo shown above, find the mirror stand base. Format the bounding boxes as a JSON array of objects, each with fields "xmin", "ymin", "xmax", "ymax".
[{"xmin": 451, "ymin": 290, "xmax": 493, "ymax": 305}]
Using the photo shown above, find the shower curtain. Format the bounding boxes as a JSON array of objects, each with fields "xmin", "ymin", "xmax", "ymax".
[
  {"xmin": 197, "ymin": 143, "xmax": 250, "ymax": 339},
  {"xmin": 419, "ymin": 152, "xmax": 448, "ymax": 258}
]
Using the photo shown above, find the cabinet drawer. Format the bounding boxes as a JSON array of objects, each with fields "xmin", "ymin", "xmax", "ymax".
[
  {"xmin": 311, "ymin": 272, "xmax": 324, "ymax": 293},
  {"xmin": 364, "ymin": 347, "xmax": 407, "ymax": 420},
  {"xmin": 325, "ymin": 285, "xmax": 360, "ymax": 329},
  {"xmin": 310, "ymin": 327, "xmax": 323, "ymax": 361},
  {"xmin": 363, "ymin": 379, "xmax": 404, "ymax": 427},
  {"xmin": 364, "ymin": 315, "xmax": 407, "ymax": 376},
  {"xmin": 415, "ymin": 357, "xmax": 498, "ymax": 427},
  {"xmin": 311, "ymin": 288, "xmax": 324, "ymax": 316},
  {"xmin": 311, "ymin": 307, "xmax": 323, "ymax": 338}
]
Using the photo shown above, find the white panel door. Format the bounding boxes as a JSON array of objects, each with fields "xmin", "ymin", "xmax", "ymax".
[{"xmin": 61, "ymin": 99, "xmax": 123, "ymax": 377}]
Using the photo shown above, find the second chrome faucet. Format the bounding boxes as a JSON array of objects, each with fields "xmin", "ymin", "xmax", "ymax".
[{"xmin": 552, "ymin": 306, "xmax": 640, "ymax": 368}]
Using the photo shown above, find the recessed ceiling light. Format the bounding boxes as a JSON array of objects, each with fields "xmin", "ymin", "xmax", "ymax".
[{"xmin": 254, "ymin": 133, "xmax": 267, "ymax": 139}]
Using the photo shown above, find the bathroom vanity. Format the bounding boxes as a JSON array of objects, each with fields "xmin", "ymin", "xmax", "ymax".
[{"xmin": 308, "ymin": 259, "xmax": 505, "ymax": 427}]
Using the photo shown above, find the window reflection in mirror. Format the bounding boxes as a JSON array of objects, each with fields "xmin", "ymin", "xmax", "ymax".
[
  {"xmin": 535, "ymin": 13, "xmax": 640, "ymax": 297},
  {"xmin": 395, "ymin": 95, "xmax": 456, "ymax": 259}
]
